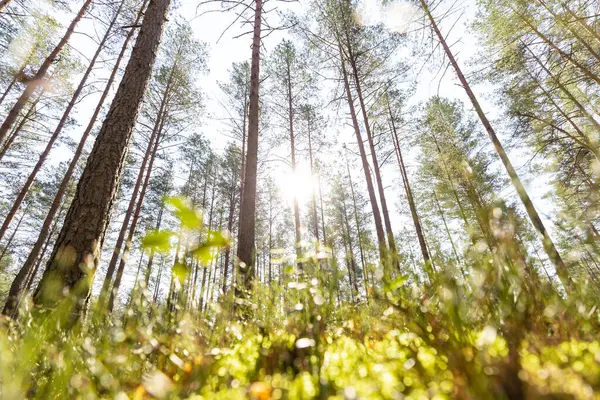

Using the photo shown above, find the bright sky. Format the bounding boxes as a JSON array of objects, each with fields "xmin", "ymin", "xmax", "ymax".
[{"xmin": 3, "ymin": 0, "xmax": 561, "ymax": 275}]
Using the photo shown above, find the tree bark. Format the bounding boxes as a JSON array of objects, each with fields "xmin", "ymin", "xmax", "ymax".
[
  {"xmin": 236, "ymin": 0, "xmax": 262, "ymax": 299},
  {"xmin": 0, "ymin": 0, "xmax": 93, "ymax": 145},
  {"xmin": 0, "ymin": 0, "xmax": 124, "ymax": 245},
  {"xmin": 5, "ymin": 3, "xmax": 148, "ymax": 312},
  {"xmin": 420, "ymin": 0, "xmax": 572, "ymax": 291},
  {"xmin": 32, "ymin": 0, "xmax": 172, "ymax": 318},
  {"xmin": 100, "ymin": 50, "xmax": 176, "ymax": 308}
]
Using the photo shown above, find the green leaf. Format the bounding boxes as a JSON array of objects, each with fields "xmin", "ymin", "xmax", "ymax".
[
  {"xmin": 172, "ymin": 262, "xmax": 189, "ymax": 284},
  {"xmin": 164, "ymin": 196, "xmax": 203, "ymax": 229},
  {"xmin": 191, "ymin": 230, "xmax": 230, "ymax": 265},
  {"xmin": 141, "ymin": 230, "xmax": 175, "ymax": 253}
]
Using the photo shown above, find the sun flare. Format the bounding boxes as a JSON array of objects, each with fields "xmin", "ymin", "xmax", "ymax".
[{"xmin": 276, "ymin": 164, "xmax": 318, "ymax": 205}]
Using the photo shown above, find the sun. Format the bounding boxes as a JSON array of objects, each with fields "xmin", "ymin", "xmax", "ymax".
[{"xmin": 276, "ymin": 163, "xmax": 317, "ymax": 206}]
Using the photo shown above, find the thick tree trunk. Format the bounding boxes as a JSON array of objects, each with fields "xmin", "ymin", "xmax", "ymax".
[
  {"xmin": 4, "ymin": 4, "xmax": 148, "ymax": 310},
  {"xmin": 0, "ymin": 0, "xmax": 124, "ymax": 245},
  {"xmin": 0, "ymin": 0, "xmax": 13, "ymax": 12},
  {"xmin": 0, "ymin": 0, "xmax": 93, "ymax": 145},
  {"xmin": 420, "ymin": 0, "xmax": 572, "ymax": 290},
  {"xmin": 100, "ymin": 54, "xmax": 175, "ymax": 308},
  {"xmin": 32, "ymin": 0, "xmax": 171, "ymax": 318},
  {"xmin": 236, "ymin": 0, "xmax": 262, "ymax": 299}
]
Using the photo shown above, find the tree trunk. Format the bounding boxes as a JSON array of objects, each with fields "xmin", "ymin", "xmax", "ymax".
[
  {"xmin": 222, "ymin": 182, "xmax": 236, "ymax": 294},
  {"xmin": 152, "ymin": 257, "xmax": 164, "ymax": 303},
  {"xmin": 0, "ymin": 204, "xmax": 29, "ymax": 264},
  {"xmin": 0, "ymin": 54, "xmax": 32, "ymax": 108},
  {"xmin": 0, "ymin": 0, "xmax": 93, "ymax": 145},
  {"xmin": 337, "ymin": 40, "xmax": 387, "ymax": 265},
  {"xmin": 345, "ymin": 153, "xmax": 368, "ymax": 302},
  {"xmin": 108, "ymin": 112, "xmax": 165, "ymax": 311},
  {"xmin": 100, "ymin": 52, "xmax": 176, "ymax": 307},
  {"xmin": 236, "ymin": 0, "xmax": 262, "ymax": 299},
  {"xmin": 6, "ymin": 3, "xmax": 148, "ymax": 308},
  {"xmin": 420, "ymin": 0, "xmax": 572, "ymax": 291},
  {"xmin": 144, "ymin": 202, "xmax": 164, "ymax": 286},
  {"xmin": 345, "ymin": 38, "xmax": 397, "ymax": 264},
  {"xmin": 0, "ymin": 0, "xmax": 124, "ymax": 245},
  {"xmin": 306, "ymin": 110, "xmax": 320, "ymax": 241},
  {"xmin": 286, "ymin": 59, "xmax": 302, "ymax": 260},
  {"xmin": 0, "ymin": 88, "xmax": 46, "ymax": 162},
  {"xmin": 387, "ymin": 99, "xmax": 431, "ymax": 267},
  {"xmin": 33, "ymin": 0, "xmax": 172, "ymax": 318}
]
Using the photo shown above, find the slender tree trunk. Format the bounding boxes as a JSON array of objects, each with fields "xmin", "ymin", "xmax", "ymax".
[
  {"xmin": 0, "ymin": 204, "xmax": 29, "ymax": 263},
  {"xmin": 345, "ymin": 153, "xmax": 368, "ymax": 302},
  {"xmin": 240, "ymin": 101, "xmax": 248, "ymax": 203},
  {"xmin": 33, "ymin": 0, "xmax": 172, "ymax": 318},
  {"xmin": 108, "ymin": 113, "xmax": 165, "ymax": 311},
  {"xmin": 200, "ymin": 177, "xmax": 217, "ymax": 312},
  {"xmin": 387, "ymin": 100, "xmax": 431, "ymax": 267},
  {"xmin": 0, "ymin": 53, "xmax": 32, "ymax": 108},
  {"xmin": 0, "ymin": 0, "xmax": 124, "ymax": 245},
  {"xmin": 515, "ymin": 9, "xmax": 600, "ymax": 87},
  {"xmin": 286, "ymin": 60, "xmax": 302, "ymax": 258},
  {"xmin": 100, "ymin": 55, "xmax": 176, "ymax": 307},
  {"xmin": 536, "ymin": 0, "xmax": 600, "ymax": 64},
  {"xmin": 144, "ymin": 202, "xmax": 164, "ymax": 285},
  {"xmin": 420, "ymin": 0, "xmax": 572, "ymax": 291},
  {"xmin": 0, "ymin": 88, "xmax": 46, "ymax": 163},
  {"xmin": 341, "ymin": 201, "xmax": 359, "ymax": 298},
  {"xmin": 317, "ymin": 166, "xmax": 327, "ymax": 245},
  {"xmin": 0, "ymin": 0, "xmax": 93, "ymax": 145},
  {"xmin": 345, "ymin": 39, "xmax": 397, "ymax": 262},
  {"xmin": 3, "ymin": 197, "xmax": 66, "ymax": 316},
  {"xmin": 306, "ymin": 112, "xmax": 319, "ymax": 241},
  {"xmin": 236, "ymin": 0, "xmax": 262, "ymax": 298},
  {"xmin": 338, "ymin": 40, "xmax": 387, "ymax": 264},
  {"xmin": 433, "ymin": 190, "xmax": 464, "ymax": 274},
  {"xmin": 152, "ymin": 257, "xmax": 164, "ymax": 303},
  {"xmin": 222, "ymin": 183, "xmax": 236, "ymax": 294}
]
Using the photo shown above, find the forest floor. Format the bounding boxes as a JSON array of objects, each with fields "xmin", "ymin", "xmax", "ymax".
[{"xmin": 1, "ymin": 290, "xmax": 599, "ymax": 399}]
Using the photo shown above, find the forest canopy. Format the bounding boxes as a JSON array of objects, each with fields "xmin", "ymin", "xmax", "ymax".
[{"xmin": 0, "ymin": 0, "xmax": 599, "ymax": 398}]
